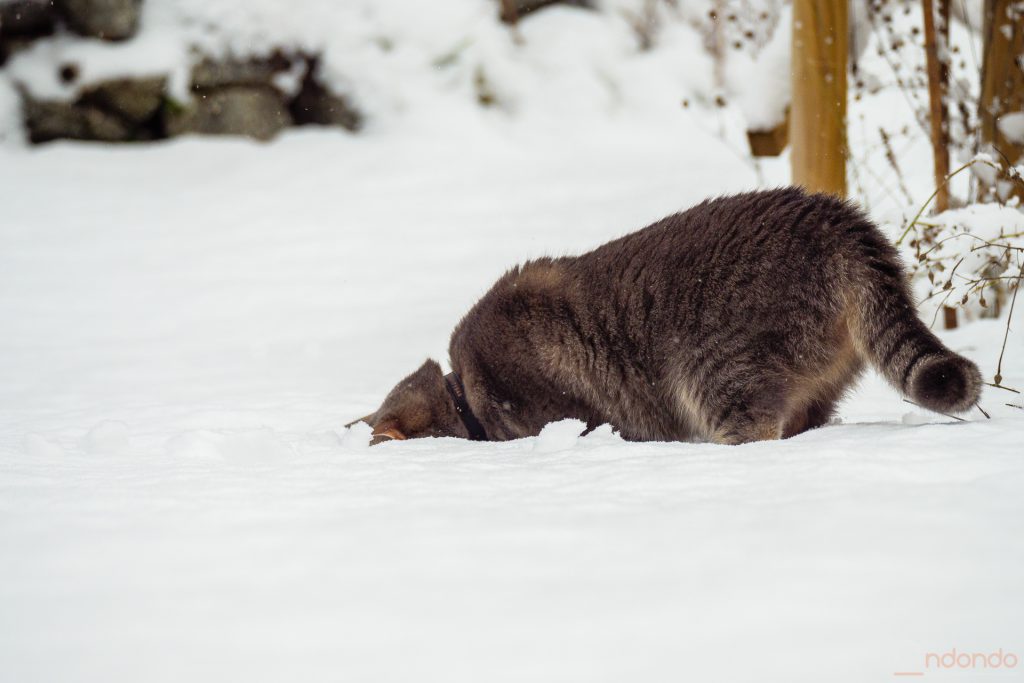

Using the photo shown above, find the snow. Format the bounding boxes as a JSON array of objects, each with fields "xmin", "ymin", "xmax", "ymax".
[
  {"xmin": 4, "ymin": 28, "xmax": 190, "ymax": 101},
  {"xmin": 724, "ymin": 5, "xmax": 792, "ymax": 131},
  {"xmin": 79, "ymin": 420, "xmax": 132, "ymax": 455},
  {"xmin": 0, "ymin": 73, "xmax": 21, "ymax": 144},
  {"xmin": 2, "ymin": 0, "xmax": 716, "ymax": 126},
  {"xmin": 1, "ymin": 115, "xmax": 1023, "ymax": 681},
  {"xmin": 907, "ymin": 201, "xmax": 1024, "ymax": 323},
  {"xmin": 534, "ymin": 418, "xmax": 588, "ymax": 452},
  {"xmin": 340, "ymin": 420, "xmax": 373, "ymax": 450},
  {"xmin": 2, "ymin": 1, "xmax": 1024, "ymax": 679},
  {"xmin": 998, "ymin": 111, "xmax": 1024, "ymax": 146}
]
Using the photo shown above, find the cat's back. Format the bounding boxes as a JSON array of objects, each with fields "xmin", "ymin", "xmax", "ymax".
[
  {"xmin": 454, "ymin": 187, "xmax": 878, "ymax": 347},
  {"xmin": 577, "ymin": 187, "xmax": 865, "ymax": 272}
]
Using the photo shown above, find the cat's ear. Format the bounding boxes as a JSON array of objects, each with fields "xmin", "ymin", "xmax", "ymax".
[
  {"xmin": 345, "ymin": 411, "xmax": 405, "ymax": 444},
  {"xmin": 370, "ymin": 419, "xmax": 406, "ymax": 445}
]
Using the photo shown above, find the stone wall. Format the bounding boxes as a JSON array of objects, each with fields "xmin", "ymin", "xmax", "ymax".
[
  {"xmin": 1, "ymin": 0, "xmax": 588, "ymax": 144},
  {"xmin": 0, "ymin": 0, "xmax": 362, "ymax": 143}
]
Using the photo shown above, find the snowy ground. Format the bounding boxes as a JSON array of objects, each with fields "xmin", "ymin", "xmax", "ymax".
[{"xmin": 2, "ymin": 115, "xmax": 1023, "ymax": 682}]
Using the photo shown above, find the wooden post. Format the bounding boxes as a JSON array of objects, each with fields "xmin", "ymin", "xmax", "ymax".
[
  {"xmin": 748, "ymin": 111, "xmax": 790, "ymax": 157},
  {"xmin": 790, "ymin": 0, "xmax": 848, "ymax": 196},
  {"xmin": 499, "ymin": 0, "xmax": 519, "ymax": 24},
  {"xmin": 943, "ymin": 306, "xmax": 959, "ymax": 330},
  {"xmin": 922, "ymin": 0, "xmax": 951, "ymax": 213},
  {"xmin": 979, "ymin": 0, "xmax": 1024, "ymax": 201}
]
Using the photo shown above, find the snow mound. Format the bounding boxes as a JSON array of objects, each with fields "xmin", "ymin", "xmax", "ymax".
[
  {"xmin": 724, "ymin": 4, "xmax": 792, "ymax": 131},
  {"xmin": 997, "ymin": 111, "xmax": 1024, "ymax": 145},
  {"xmin": 580, "ymin": 422, "xmax": 623, "ymax": 445},
  {"xmin": 341, "ymin": 421, "xmax": 373, "ymax": 450},
  {"xmin": 907, "ymin": 202, "xmax": 1024, "ymax": 324},
  {"xmin": 534, "ymin": 418, "xmax": 587, "ymax": 452}
]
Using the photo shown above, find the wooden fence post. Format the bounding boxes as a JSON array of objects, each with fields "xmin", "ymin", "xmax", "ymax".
[
  {"xmin": 790, "ymin": 0, "xmax": 848, "ymax": 196},
  {"xmin": 499, "ymin": 0, "xmax": 520, "ymax": 24},
  {"xmin": 922, "ymin": 0, "xmax": 951, "ymax": 213},
  {"xmin": 979, "ymin": 0, "xmax": 1024, "ymax": 202}
]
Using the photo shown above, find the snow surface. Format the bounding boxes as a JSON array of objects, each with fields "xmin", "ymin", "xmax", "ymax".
[
  {"xmin": 723, "ymin": 4, "xmax": 792, "ymax": 131},
  {"xmin": 2, "ymin": 113, "xmax": 1023, "ymax": 681},
  {"xmin": 0, "ymin": 73, "xmax": 20, "ymax": 145},
  {"xmin": 1, "ymin": 0, "xmax": 988, "ymax": 223},
  {"xmin": 2, "ymin": 0, "xmax": 1024, "ymax": 675}
]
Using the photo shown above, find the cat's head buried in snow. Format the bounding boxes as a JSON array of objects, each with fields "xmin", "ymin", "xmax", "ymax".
[
  {"xmin": 346, "ymin": 189, "xmax": 982, "ymax": 447},
  {"xmin": 348, "ymin": 360, "xmax": 467, "ymax": 445}
]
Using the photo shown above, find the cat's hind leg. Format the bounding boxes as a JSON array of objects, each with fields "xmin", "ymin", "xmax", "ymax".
[
  {"xmin": 781, "ymin": 395, "xmax": 838, "ymax": 438},
  {"xmin": 781, "ymin": 335, "xmax": 864, "ymax": 439},
  {"xmin": 706, "ymin": 378, "xmax": 788, "ymax": 445}
]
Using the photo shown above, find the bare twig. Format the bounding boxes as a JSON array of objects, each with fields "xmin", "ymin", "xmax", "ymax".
[
  {"xmin": 917, "ymin": 231, "xmax": 1024, "ymax": 261},
  {"xmin": 929, "ymin": 286, "xmax": 958, "ymax": 327},
  {"xmin": 879, "ymin": 127, "xmax": 915, "ymax": 204},
  {"xmin": 984, "ymin": 381, "xmax": 1021, "ymax": 394},
  {"xmin": 994, "ymin": 254, "xmax": 1022, "ymax": 385},
  {"xmin": 942, "ymin": 256, "xmax": 966, "ymax": 288},
  {"xmin": 863, "ymin": 4, "xmax": 931, "ymax": 138}
]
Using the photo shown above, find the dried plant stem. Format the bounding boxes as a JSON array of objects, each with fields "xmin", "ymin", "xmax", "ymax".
[
  {"xmin": 897, "ymin": 158, "xmax": 993, "ymax": 245},
  {"xmin": 993, "ymin": 258, "xmax": 1021, "ymax": 386},
  {"xmin": 929, "ymin": 287, "xmax": 958, "ymax": 327},
  {"xmin": 879, "ymin": 127, "xmax": 915, "ymax": 204},
  {"xmin": 917, "ymin": 231, "xmax": 1024, "ymax": 261}
]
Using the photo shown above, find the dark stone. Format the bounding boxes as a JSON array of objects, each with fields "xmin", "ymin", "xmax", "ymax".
[
  {"xmin": 80, "ymin": 76, "xmax": 166, "ymax": 124},
  {"xmin": 164, "ymin": 85, "xmax": 292, "ymax": 141},
  {"xmin": 0, "ymin": 0, "xmax": 56, "ymax": 37},
  {"xmin": 1, "ymin": 0, "xmax": 56, "ymax": 66},
  {"xmin": 289, "ymin": 61, "xmax": 361, "ymax": 131},
  {"xmin": 1, "ymin": 36, "xmax": 33, "ymax": 65},
  {"xmin": 80, "ymin": 105, "xmax": 132, "ymax": 140},
  {"xmin": 57, "ymin": 0, "xmax": 141, "ymax": 41},
  {"xmin": 190, "ymin": 54, "xmax": 292, "ymax": 90},
  {"xmin": 21, "ymin": 75, "xmax": 166, "ymax": 144},
  {"xmin": 23, "ymin": 97, "xmax": 132, "ymax": 143}
]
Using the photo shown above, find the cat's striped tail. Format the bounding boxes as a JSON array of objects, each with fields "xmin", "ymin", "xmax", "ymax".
[{"xmin": 844, "ymin": 213, "xmax": 982, "ymax": 414}]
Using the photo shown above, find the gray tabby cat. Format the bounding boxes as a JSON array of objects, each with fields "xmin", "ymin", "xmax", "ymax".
[{"xmin": 350, "ymin": 188, "xmax": 982, "ymax": 445}]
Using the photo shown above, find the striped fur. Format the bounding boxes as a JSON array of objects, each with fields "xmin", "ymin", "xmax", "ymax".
[{"xmin": 356, "ymin": 188, "xmax": 982, "ymax": 444}]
